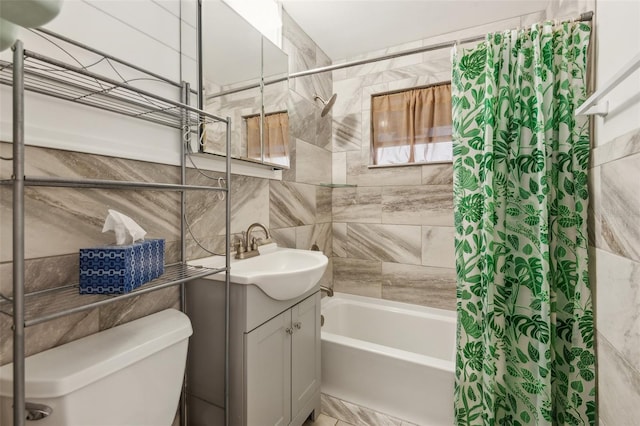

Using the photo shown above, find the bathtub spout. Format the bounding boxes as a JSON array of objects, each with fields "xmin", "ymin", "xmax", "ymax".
[{"xmin": 320, "ymin": 286, "xmax": 334, "ymax": 297}]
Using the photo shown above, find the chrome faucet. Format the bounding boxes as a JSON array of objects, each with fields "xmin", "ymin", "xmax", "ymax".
[{"xmin": 235, "ymin": 222, "xmax": 272, "ymax": 259}]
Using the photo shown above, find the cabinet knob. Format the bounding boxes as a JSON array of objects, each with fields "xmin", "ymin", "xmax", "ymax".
[
  {"xmin": 285, "ymin": 327, "xmax": 294, "ymax": 335},
  {"xmin": 294, "ymin": 322, "xmax": 302, "ymax": 330}
]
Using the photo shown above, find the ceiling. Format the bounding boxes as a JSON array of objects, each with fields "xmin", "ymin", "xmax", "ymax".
[{"xmin": 279, "ymin": 0, "xmax": 554, "ymax": 61}]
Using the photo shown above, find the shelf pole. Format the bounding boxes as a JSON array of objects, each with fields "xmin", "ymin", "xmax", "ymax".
[
  {"xmin": 224, "ymin": 116, "xmax": 231, "ymax": 426},
  {"xmin": 180, "ymin": 81, "xmax": 189, "ymax": 426},
  {"xmin": 12, "ymin": 39, "xmax": 26, "ymax": 426}
]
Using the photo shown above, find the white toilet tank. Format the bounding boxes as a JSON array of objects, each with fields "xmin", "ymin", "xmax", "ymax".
[{"xmin": 0, "ymin": 308, "xmax": 192, "ymax": 426}]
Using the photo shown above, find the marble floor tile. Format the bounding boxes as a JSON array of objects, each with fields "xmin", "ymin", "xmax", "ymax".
[
  {"xmin": 321, "ymin": 393, "xmax": 404, "ymax": 426},
  {"xmin": 303, "ymin": 413, "xmax": 339, "ymax": 426}
]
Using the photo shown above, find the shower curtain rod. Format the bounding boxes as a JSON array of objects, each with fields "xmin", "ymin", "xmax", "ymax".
[
  {"xmin": 207, "ymin": 10, "xmax": 593, "ymax": 100},
  {"xmin": 290, "ymin": 11, "xmax": 594, "ymax": 79}
]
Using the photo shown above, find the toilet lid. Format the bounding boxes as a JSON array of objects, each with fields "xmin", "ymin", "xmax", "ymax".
[{"xmin": 0, "ymin": 309, "xmax": 192, "ymax": 398}]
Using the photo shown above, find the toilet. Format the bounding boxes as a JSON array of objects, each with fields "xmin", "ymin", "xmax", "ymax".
[{"xmin": 0, "ymin": 308, "xmax": 192, "ymax": 425}]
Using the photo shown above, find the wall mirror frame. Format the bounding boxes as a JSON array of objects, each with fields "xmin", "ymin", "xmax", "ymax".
[{"xmin": 198, "ymin": 0, "xmax": 290, "ymax": 169}]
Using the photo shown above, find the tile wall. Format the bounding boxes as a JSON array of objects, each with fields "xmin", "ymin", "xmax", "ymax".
[
  {"xmin": 0, "ymin": 144, "xmax": 183, "ymax": 365},
  {"xmin": 326, "ymin": 9, "xmax": 576, "ymax": 311},
  {"xmin": 0, "ymin": 10, "xmax": 333, "ymax": 368},
  {"xmin": 589, "ymin": 128, "xmax": 640, "ymax": 425},
  {"xmin": 6, "ymin": 4, "xmax": 638, "ymax": 426},
  {"xmin": 329, "ymin": 40, "xmax": 459, "ymax": 310}
]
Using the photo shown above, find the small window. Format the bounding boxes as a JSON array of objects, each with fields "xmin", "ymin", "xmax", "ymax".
[
  {"xmin": 246, "ymin": 111, "xmax": 289, "ymax": 167},
  {"xmin": 371, "ymin": 82, "xmax": 452, "ymax": 166}
]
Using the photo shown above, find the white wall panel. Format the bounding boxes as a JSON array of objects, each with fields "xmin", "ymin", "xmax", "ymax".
[
  {"xmin": 85, "ymin": 0, "xmax": 182, "ymax": 52},
  {"xmin": 594, "ymin": 0, "xmax": 640, "ymax": 146},
  {"xmin": 180, "ymin": 0, "xmax": 198, "ymax": 27},
  {"xmin": 154, "ymin": 0, "xmax": 182, "ymax": 19},
  {"xmin": 0, "ymin": 0, "xmax": 205, "ymax": 168}
]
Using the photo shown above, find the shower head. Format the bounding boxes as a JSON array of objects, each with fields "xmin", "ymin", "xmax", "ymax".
[{"xmin": 314, "ymin": 93, "xmax": 337, "ymax": 117}]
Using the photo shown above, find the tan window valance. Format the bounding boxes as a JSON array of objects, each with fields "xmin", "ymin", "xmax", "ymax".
[
  {"xmin": 247, "ymin": 111, "xmax": 289, "ymax": 166},
  {"xmin": 371, "ymin": 83, "xmax": 452, "ymax": 165}
]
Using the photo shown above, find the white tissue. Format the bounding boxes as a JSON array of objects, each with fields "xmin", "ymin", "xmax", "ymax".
[{"xmin": 102, "ymin": 209, "xmax": 147, "ymax": 245}]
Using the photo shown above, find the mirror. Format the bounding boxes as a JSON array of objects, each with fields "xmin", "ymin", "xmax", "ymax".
[
  {"xmin": 199, "ymin": 0, "xmax": 289, "ymax": 168},
  {"xmin": 260, "ymin": 36, "xmax": 290, "ymax": 168}
]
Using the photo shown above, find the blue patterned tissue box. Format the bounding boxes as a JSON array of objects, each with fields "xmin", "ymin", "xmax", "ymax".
[{"xmin": 79, "ymin": 239, "xmax": 165, "ymax": 294}]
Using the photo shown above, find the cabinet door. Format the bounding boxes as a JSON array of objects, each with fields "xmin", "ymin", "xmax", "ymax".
[
  {"xmin": 245, "ymin": 310, "xmax": 292, "ymax": 426},
  {"xmin": 290, "ymin": 292, "xmax": 321, "ymax": 419}
]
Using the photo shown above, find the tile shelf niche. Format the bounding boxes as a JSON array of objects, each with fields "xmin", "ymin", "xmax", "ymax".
[{"xmin": 0, "ymin": 264, "xmax": 223, "ymax": 327}]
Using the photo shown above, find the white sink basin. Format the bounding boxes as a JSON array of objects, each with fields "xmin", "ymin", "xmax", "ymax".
[{"xmin": 189, "ymin": 244, "xmax": 328, "ymax": 300}]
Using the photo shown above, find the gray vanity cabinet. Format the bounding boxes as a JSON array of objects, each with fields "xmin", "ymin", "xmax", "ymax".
[
  {"xmin": 245, "ymin": 310, "xmax": 291, "ymax": 426},
  {"xmin": 245, "ymin": 293, "xmax": 321, "ymax": 426},
  {"xmin": 186, "ymin": 280, "xmax": 321, "ymax": 426},
  {"xmin": 290, "ymin": 294, "xmax": 322, "ymax": 420}
]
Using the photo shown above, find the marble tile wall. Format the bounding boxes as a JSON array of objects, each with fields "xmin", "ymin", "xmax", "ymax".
[
  {"xmin": 1, "ymin": 8, "xmax": 335, "ymax": 369},
  {"xmin": 0, "ymin": 142, "xmax": 185, "ymax": 366},
  {"xmin": 589, "ymin": 127, "xmax": 640, "ymax": 425},
  {"xmin": 327, "ymin": 0, "xmax": 596, "ymax": 312},
  {"xmin": 264, "ymin": 10, "xmax": 333, "ymax": 254},
  {"xmin": 330, "ymin": 37, "xmax": 462, "ymax": 311}
]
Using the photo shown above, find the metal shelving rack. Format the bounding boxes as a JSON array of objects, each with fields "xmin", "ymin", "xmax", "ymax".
[{"xmin": 1, "ymin": 37, "xmax": 231, "ymax": 426}]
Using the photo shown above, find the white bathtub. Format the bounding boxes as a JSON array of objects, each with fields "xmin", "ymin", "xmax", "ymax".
[{"xmin": 321, "ymin": 293, "xmax": 456, "ymax": 426}]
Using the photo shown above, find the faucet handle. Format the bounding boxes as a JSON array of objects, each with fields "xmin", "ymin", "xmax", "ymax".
[{"xmin": 250, "ymin": 237, "xmax": 259, "ymax": 251}]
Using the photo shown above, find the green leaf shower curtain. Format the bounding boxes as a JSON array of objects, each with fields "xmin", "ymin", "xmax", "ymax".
[{"xmin": 451, "ymin": 21, "xmax": 594, "ymax": 425}]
